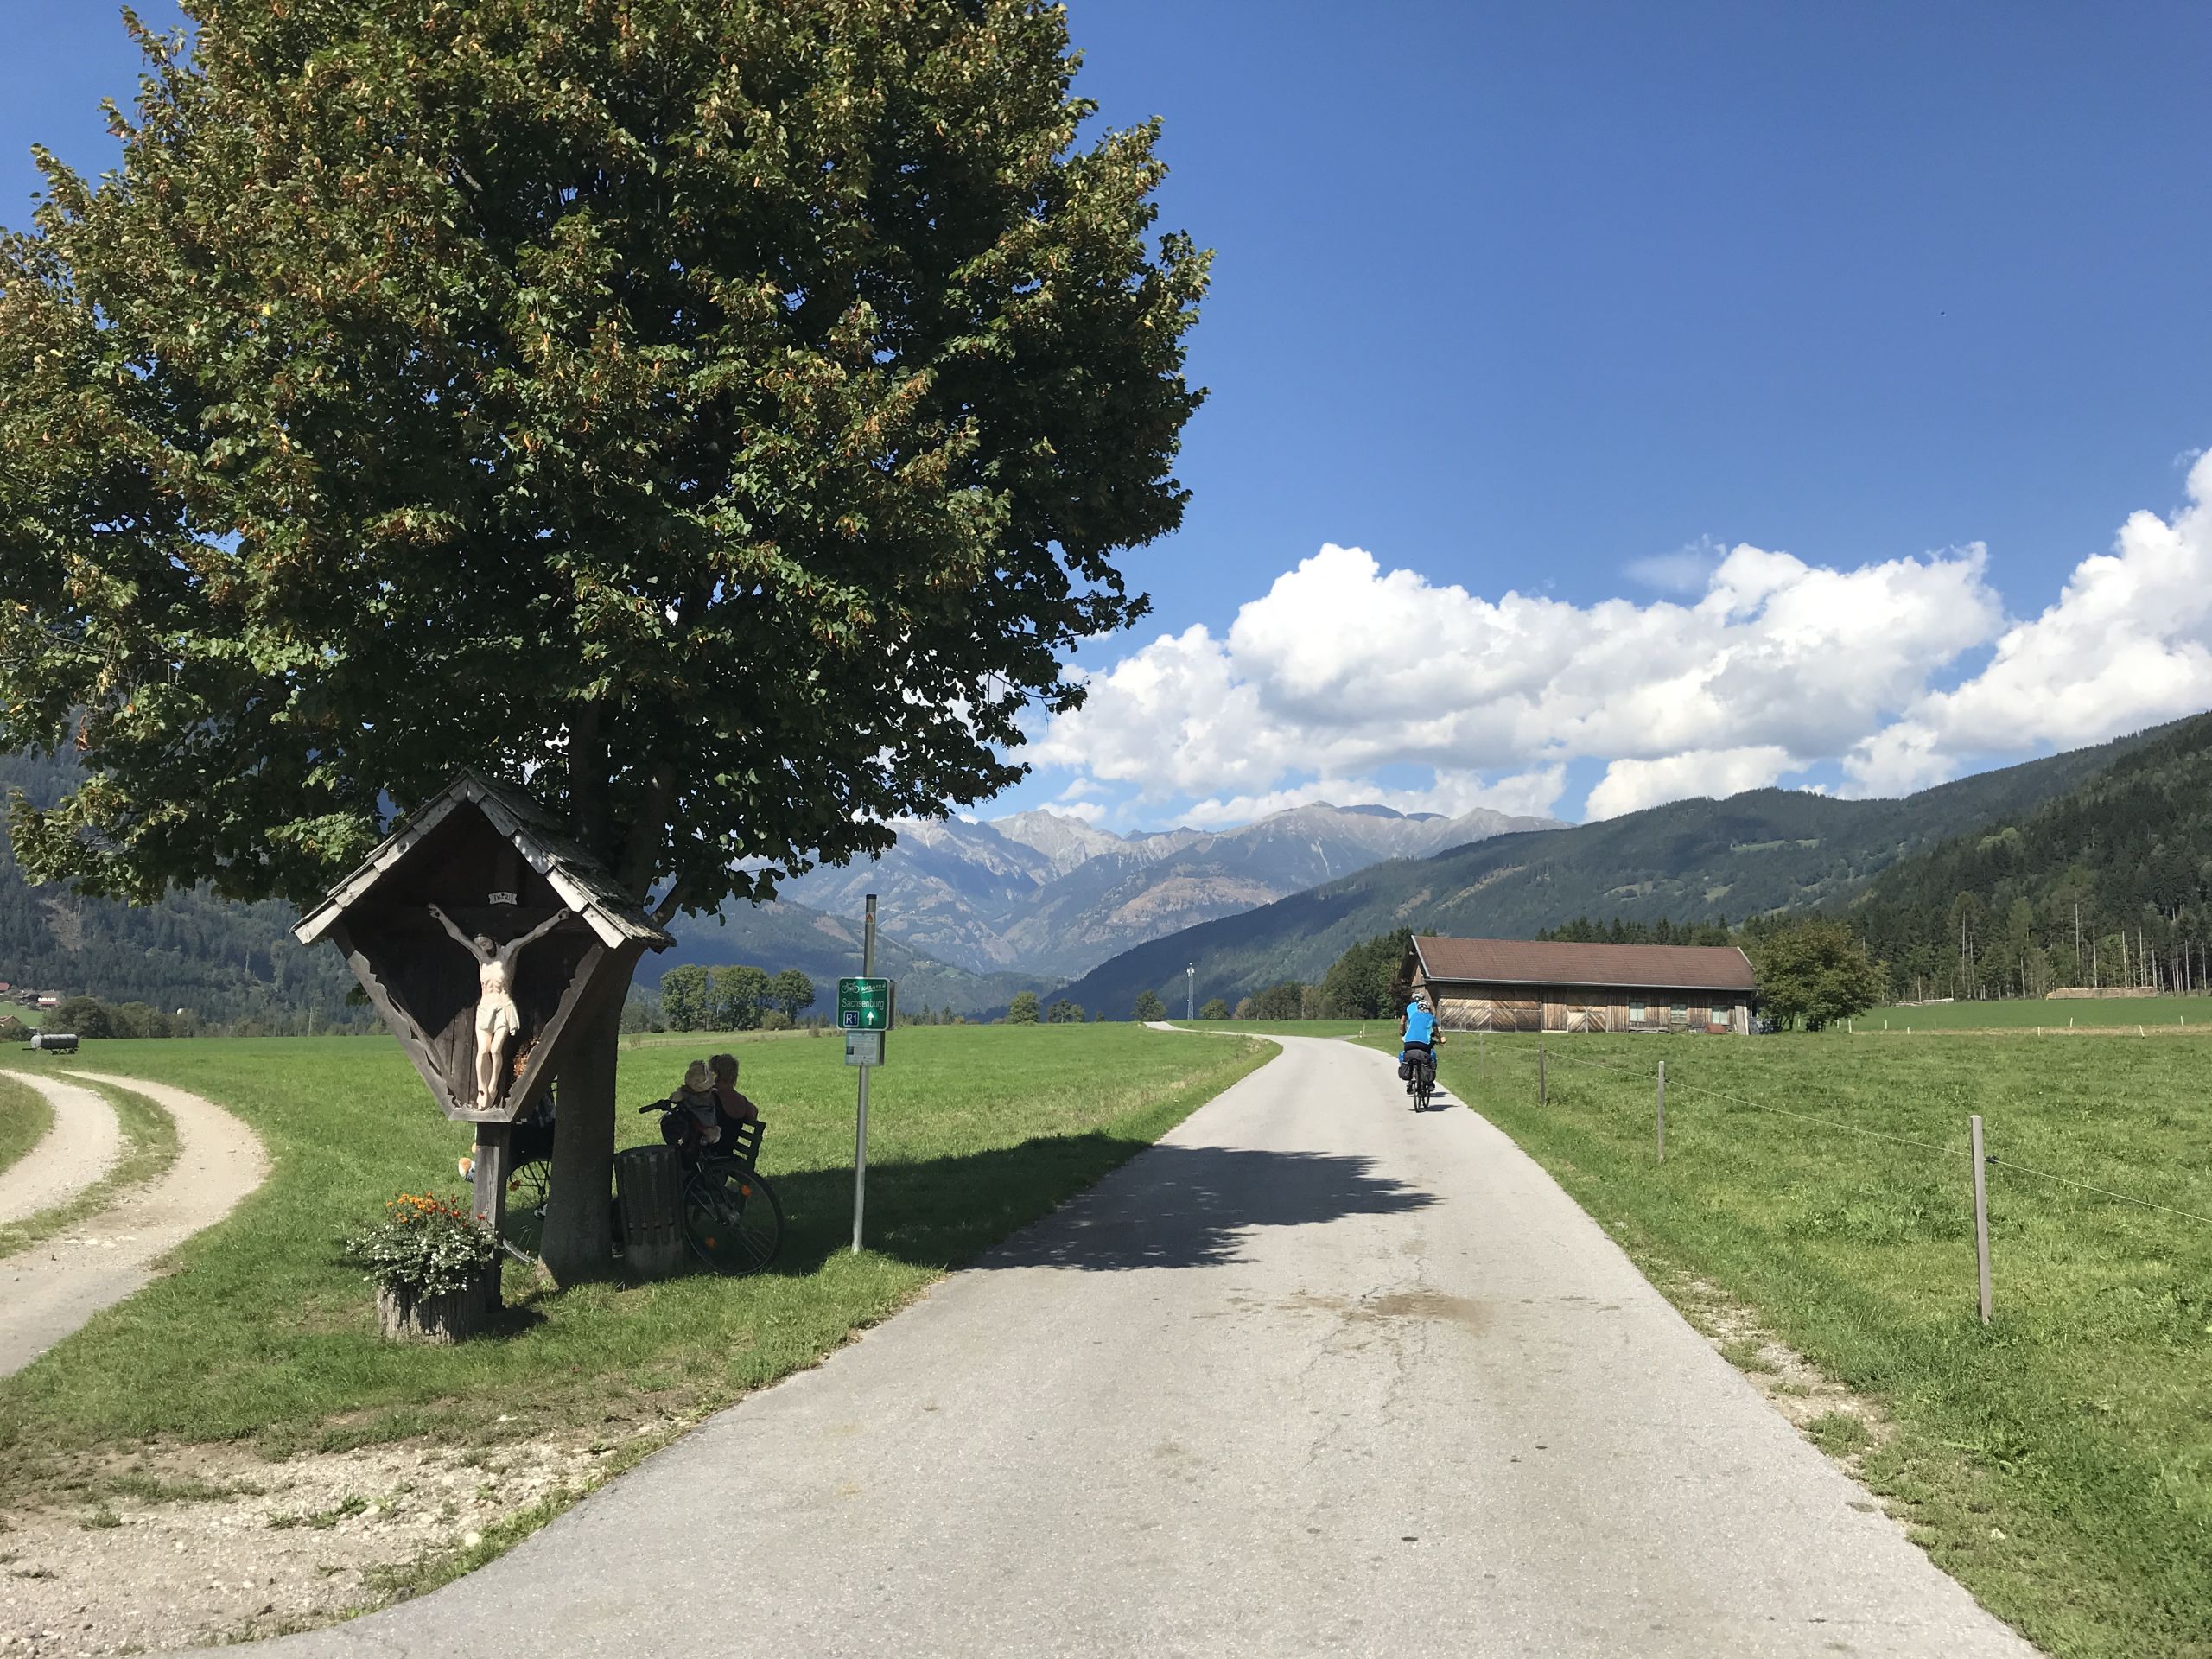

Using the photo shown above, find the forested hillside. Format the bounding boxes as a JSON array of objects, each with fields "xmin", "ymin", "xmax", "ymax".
[
  {"xmin": 0, "ymin": 752, "xmax": 361, "ymax": 1027},
  {"xmin": 1056, "ymin": 722, "xmax": 2172, "ymax": 1016},
  {"xmin": 1847, "ymin": 713, "xmax": 2212, "ymax": 999}
]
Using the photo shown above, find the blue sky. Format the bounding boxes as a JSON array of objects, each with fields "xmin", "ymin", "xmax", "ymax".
[{"xmin": 9, "ymin": 3, "xmax": 2210, "ymax": 830}]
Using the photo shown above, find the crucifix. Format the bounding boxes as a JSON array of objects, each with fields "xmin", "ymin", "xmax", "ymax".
[{"xmin": 428, "ymin": 903, "xmax": 572, "ymax": 1109}]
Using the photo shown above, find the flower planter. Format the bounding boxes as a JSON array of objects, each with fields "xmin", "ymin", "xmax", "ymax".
[{"xmin": 375, "ymin": 1263, "xmax": 500, "ymax": 1344}]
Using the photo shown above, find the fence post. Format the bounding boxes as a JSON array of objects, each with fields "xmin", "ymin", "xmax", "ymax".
[
  {"xmin": 1969, "ymin": 1114, "xmax": 1993, "ymax": 1325},
  {"xmin": 1656, "ymin": 1060, "xmax": 1666, "ymax": 1162},
  {"xmin": 1539, "ymin": 1042, "xmax": 1547, "ymax": 1106}
]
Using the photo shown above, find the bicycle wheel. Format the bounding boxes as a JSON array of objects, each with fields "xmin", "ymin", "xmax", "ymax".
[
  {"xmin": 683, "ymin": 1164, "xmax": 783, "ymax": 1275},
  {"xmin": 501, "ymin": 1160, "xmax": 552, "ymax": 1262}
]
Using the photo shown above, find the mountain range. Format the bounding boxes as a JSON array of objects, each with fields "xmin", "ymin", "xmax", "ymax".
[
  {"xmin": 755, "ymin": 802, "xmax": 1560, "ymax": 979},
  {"xmin": 1046, "ymin": 722, "xmax": 2177, "ymax": 1019},
  {"xmin": 0, "ymin": 751, "xmax": 360, "ymax": 1027}
]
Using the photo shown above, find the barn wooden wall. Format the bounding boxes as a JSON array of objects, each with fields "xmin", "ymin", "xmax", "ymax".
[{"xmin": 1412, "ymin": 972, "xmax": 1749, "ymax": 1034}]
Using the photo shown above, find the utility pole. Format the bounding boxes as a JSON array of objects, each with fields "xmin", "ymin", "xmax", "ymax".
[{"xmin": 1186, "ymin": 963, "xmax": 1195, "ymax": 1021}]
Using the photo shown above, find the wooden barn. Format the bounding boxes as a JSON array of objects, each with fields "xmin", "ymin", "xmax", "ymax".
[{"xmin": 1402, "ymin": 936, "xmax": 1757, "ymax": 1035}]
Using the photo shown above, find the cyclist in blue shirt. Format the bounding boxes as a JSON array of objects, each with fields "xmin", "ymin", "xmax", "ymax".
[{"xmin": 1398, "ymin": 997, "xmax": 1442, "ymax": 1095}]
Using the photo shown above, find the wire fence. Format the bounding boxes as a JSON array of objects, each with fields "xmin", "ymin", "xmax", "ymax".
[{"xmin": 1529, "ymin": 1037, "xmax": 2212, "ymax": 1225}]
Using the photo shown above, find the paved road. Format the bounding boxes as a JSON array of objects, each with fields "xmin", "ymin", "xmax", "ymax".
[
  {"xmin": 264, "ymin": 1035, "xmax": 2034, "ymax": 1658},
  {"xmin": 0, "ymin": 1071, "xmax": 266, "ymax": 1377}
]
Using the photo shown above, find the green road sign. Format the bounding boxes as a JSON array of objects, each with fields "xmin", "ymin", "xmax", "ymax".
[{"xmin": 838, "ymin": 976, "xmax": 893, "ymax": 1032}]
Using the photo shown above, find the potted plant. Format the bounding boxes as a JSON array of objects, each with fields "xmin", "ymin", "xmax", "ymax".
[{"xmin": 346, "ymin": 1192, "xmax": 500, "ymax": 1343}]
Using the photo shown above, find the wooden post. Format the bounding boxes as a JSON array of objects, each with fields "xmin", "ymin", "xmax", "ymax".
[
  {"xmin": 1538, "ymin": 1042, "xmax": 1547, "ymax": 1106},
  {"xmin": 1656, "ymin": 1060, "xmax": 1666, "ymax": 1162},
  {"xmin": 470, "ymin": 1120, "xmax": 511, "ymax": 1294},
  {"xmin": 1969, "ymin": 1114, "xmax": 1992, "ymax": 1325}
]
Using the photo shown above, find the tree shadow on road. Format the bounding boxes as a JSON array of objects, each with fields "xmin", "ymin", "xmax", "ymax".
[{"xmin": 764, "ymin": 1136, "xmax": 1435, "ymax": 1276}]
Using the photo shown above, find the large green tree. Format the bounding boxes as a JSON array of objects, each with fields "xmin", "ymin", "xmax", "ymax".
[
  {"xmin": 658, "ymin": 963, "xmax": 710, "ymax": 1031},
  {"xmin": 0, "ymin": 1, "xmax": 1205, "ymax": 1282},
  {"xmin": 1752, "ymin": 920, "xmax": 1885, "ymax": 1032},
  {"xmin": 767, "ymin": 967, "xmax": 815, "ymax": 1023},
  {"xmin": 708, "ymin": 963, "xmax": 770, "ymax": 1030}
]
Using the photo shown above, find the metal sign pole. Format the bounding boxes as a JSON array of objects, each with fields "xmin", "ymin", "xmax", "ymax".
[{"xmin": 853, "ymin": 894, "xmax": 875, "ymax": 1254}]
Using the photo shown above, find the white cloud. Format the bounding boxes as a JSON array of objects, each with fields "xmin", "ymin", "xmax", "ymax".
[
  {"xmin": 1585, "ymin": 747, "xmax": 1798, "ymax": 820},
  {"xmin": 1626, "ymin": 537, "xmax": 1724, "ymax": 593},
  {"xmin": 1033, "ymin": 538, "xmax": 1998, "ymax": 818},
  {"xmin": 1028, "ymin": 447, "xmax": 2212, "ymax": 825},
  {"xmin": 1845, "ymin": 448, "xmax": 2212, "ymax": 795}
]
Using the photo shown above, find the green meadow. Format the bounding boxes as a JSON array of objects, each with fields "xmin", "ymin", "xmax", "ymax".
[
  {"xmin": 0, "ymin": 1025, "xmax": 1269, "ymax": 1485},
  {"xmin": 1858, "ymin": 995, "xmax": 2212, "ymax": 1033},
  {"xmin": 1393, "ymin": 1028, "xmax": 2212, "ymax": 1659}
]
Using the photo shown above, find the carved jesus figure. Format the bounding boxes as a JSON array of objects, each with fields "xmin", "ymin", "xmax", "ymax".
[{"xmin": 429, "ymin": 903, "xmax": 572, "ymax": 1109}]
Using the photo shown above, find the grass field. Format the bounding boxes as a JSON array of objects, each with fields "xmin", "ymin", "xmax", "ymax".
[
  {"xmin": 0, "ymin": 1025, "xmax": 1269, "ymax": 1486},
  {"xmin": 1861, "ymin": 995, "xmax": 2212, "ymax": 1032},
  {"xmin": 0, "ymin": 1069, "xmax": 52, "ymax": 1179},
  {"xmin": 1389, "ymin": 1028, "xmax": 2212, "ymax": 1659}
]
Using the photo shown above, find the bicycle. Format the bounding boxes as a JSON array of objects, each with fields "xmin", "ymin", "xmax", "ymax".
[
  {"xmin": 641, "ymin": 1102, "xmax": 785, "ymax": 1275},
  {"xmin": 494, "ymin": 1103, "xmax": 784, "ymax": 1276},
  {"xmin": 1401, "ymin": 1042, "xmax": 1439, "ymax": 1111}
]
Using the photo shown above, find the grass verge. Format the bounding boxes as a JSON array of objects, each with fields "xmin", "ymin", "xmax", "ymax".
[
  {"xmin": 0, "ymin": 1025, "xmax": 1273, "ymax": 1490},
  {"xmin": 1378, "ymin": 1029, "xmax": 2212, "ymax": 1659},
  {"xmin": 0, "ymin": 1076, "xmax": 180, "ymax": 1261},
  {"xmin": 0, "ymin": 1070, "xmax": 54, "ymax": 1180}
]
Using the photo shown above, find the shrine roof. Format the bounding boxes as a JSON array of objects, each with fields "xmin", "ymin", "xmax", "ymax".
[{"xmin": 292, "ymin": 771, "xmax": 674, "ymax": 952}]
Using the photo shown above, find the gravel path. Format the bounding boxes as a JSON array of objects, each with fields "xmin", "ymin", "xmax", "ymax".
[
  {"xmin": 0, "ymin": 1069, "xmax": 121, "ymax": 1226},
  {"xmin": 257, "ymin": 1033, "xmax": 2035, "ymax": 1659},
  {"xmin": 0, "ymin": 1070, "xmax": 268, "ymax": 1377}
]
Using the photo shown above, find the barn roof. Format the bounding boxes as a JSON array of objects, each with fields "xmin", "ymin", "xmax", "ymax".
[
  {"xmin": 1408, "ymin": 936, "xmax": 1756, "ymax": 993},
  {"xmin": 292, "ymin": 771, "xmax": 672, "ymax": 952}
]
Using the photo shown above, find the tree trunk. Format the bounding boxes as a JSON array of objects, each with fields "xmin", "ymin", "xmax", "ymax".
[{"xmin": 541, "ymin": 988, "xmax": 622, "ymax": 1285}]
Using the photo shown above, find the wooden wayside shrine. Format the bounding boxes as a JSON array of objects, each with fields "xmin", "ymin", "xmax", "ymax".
[{"xmin": 294, "ymin": 772, "xmax": 671, "ymax": 1244}]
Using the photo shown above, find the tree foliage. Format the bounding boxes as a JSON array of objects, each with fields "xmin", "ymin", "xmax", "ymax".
[
  {"xmin": 1751, "ymin": 920, "xmax": 1885, "ymax": 1031},
  {"xmin": 1131, "ymin": 988, "xmax": 1166, "ymax": 1021},
  {"xmin": 768, "ymin": 968, "xmax": 816, "ymax": 1022},
  {"xmin": 1005, "ymin": 989, "xmax": 1040, "ymax": 1024},
  {"xmin": 1247, "ymin": 980, "xmax": 1305, "ymax": 1020},
  {"xmin": 0, "ymin": 1, "xmax": 1204, "ymax": 1282},
  {"xmin": 1198, "ymin": 997, "xmax": 1228, "ymax": 1020},
  {"xmin": 1318, "ymin": 929, "xmax": 1410, "ymax": 1017},
  {"xmin": 659, "ymin": 963, "xmax": 710, "ymax": 1031},
  {"xmin": 0, "ymin": 0, "xmax": 1206, "ymax": 921},
  {"xmin": 50, "ymin": 994, "xmax": 112, "ymax": 1038},
  {"xmin": 708, "ymin": 963, "xmax": 770, "ymax": 1030},
  {"xmin": 1045, "ymin": 997, "xmax": 1084, "ymax": 1023}
]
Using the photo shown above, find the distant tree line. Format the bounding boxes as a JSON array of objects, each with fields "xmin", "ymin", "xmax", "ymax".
[
  {"xmin": 1534, "ymin": 916, "xmax": 1735, "ymax": 946},
  {"xmin": 658, "ymin": 964, "xmax": 818, "ymax": 1033},
  {"xmin": 3, "ymin": 993, "xmax": 380, "ymax": 1041}
]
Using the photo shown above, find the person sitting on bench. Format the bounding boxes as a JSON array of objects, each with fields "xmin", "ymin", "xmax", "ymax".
[
  {"xmin": 660, "ymin": 1060, "xmax": 721, "ymax": 1151},
  {"xmin": 708, "ymin": 1053, "xmax": 759, "ymax": 1144}
]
